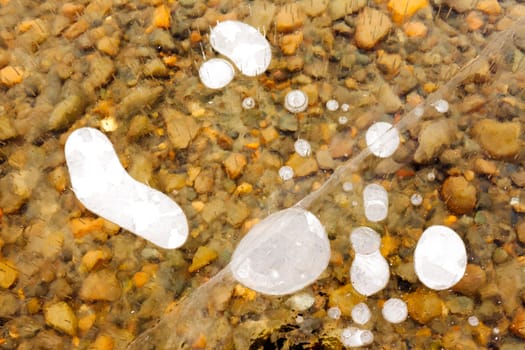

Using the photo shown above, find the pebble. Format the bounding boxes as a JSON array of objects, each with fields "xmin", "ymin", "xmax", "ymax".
[
  {"xmin": 188, "ymin": 246, "xmax": 218, "ymax": 273},
  {"xmin": 328, "ymin": 284, "xmax": 365, "ymax": 317},
  {"xmin": 152, "ymin": 4, "xmax": 171, "ymax": 29},
  {"xmin": 316, "ymin": 149, "xmax": 335, "ymax": 170},
  {"xmin": 80, "ymin": 269, "xmax": 122, "ymax": 301},
  {"xmin": 280, "ymin": 31, "xmax": 303, "ymax": 55},
  {"xmin": 300, "ymin": 0, "xmax": 329, "ymax": 17},
  {"xmin": 403, "ymin": 21, "xmax": 428, "ymax": 38},
  {"xmin": 48, "ymin": 94, "xmax": 86, "ymax": 131},
  {"xmin": 44, "ymin": 301, "xmax": 77, "ymax": 336},
  {"xmin": 510, "ymin": 309, "xmax": 525, "ymax": 339},
  {"xmin": 0, "ymin": 66, "xmax": 23, "ymax": 87},
  {"xmin": 328, "ymin": 0, "xmax": 366, "ymax": 20},
  {"xmin": 387, "ymin": 0, "xmax": 429, "ymax": 24},
  {"xmin": 275, "ymin": 4, "xmax": 305, "ymax": 32},
  {"xmin": 414, "ymin": 119, "xmax": 457, "ymax": 163},
  {"xmin": 96, "ymin": 36, "xmax": 120, "ymax": 57},
  {"xmin": 355, "ymin": 7, "xmax": 392, "ymax": 49},
  {"xmin": 223, "ymin": 153, "xmax": 247, "ymax": 180},
  {"xmin": 285, "ymin": 153, "xmax": 318, "ymax": 177},
  {"xmin": 473, "ymin": 158, "xmax": 498, "ymax": 176},
  {"xmin": 376, "ymin": 51, "xmax": 402, "ymax": 76},
  {"xmin": 163, "ymin": 109, "xmax": 199, "ymax": 149},
  {"xmin": 405, "ymin": 289, "xmax": 445, "ymax": 324},
  {"xmin": 0, "ymin": 115, "xmax": 17, "ymax": 140},
  {"xmin": 81, "ymin": 249, "xmax": 112, "ymax": 272},
  {"xmin": 472, "ymin": 120, "xmax": 521, "ymax": 160},
  {"xmin": 441, "ymin": 176, "xmax": 477, "ymax": 215},
  {"xmin": 476, "ymin": 0, "xmax": 501, "ymax": 15},
  {"xmin": 0, "ymin": 292, "xmax": 19, "ymax": 318},
  {"xmin": 0, "ymin": 261, "xmax": 18, "ymax": 288},
  {"xmin": 466, "ymin": 11, "xmax": 485, "ymax": 31}
]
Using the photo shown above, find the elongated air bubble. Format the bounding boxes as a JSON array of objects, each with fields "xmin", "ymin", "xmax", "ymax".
[
  {"xmin": 230, "ymin": 207, "xmax": 330, "ymax": 295},
  {"xmin": 65, "ymin": 127, "xmax": 189, "ymax": 249}
]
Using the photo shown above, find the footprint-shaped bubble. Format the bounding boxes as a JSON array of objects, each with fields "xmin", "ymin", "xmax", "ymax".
[{"xmin": 65, "ymin": 127, "xmax": 188, "ymax": 249}]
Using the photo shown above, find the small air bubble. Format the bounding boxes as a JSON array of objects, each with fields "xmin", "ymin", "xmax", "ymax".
[
  {"xmin": 294, "ymin": 139, "xmax": 312, "ymax": 157},
  {"xmin": 342, "ymin": 182, "xmax": 353, "ymax": 192},
  {"xmin": 341, "ymin": 103, "xmax": 350, "ymax": 112},
  {"xmin": 433, "ymin": 99, "xmax": 449, "ymax": 113},
  {"xmin": 468, "ymin": 316, "xmax": 479, "ymax": 327},
  {"xmin": 338, "ymin": 116, "xmax": 348, "ymax": 125},
  {"xmin": 410, "ymin": 193, "xmax": 423, "ymax": 206},
  {"xmin": 242, "ymin": 97, "xmax": 255, "ymax": 109},
  {"xmin": 326, "ymin": 99, "xmax": 339, "ymax": 111},
  {"xmin": 279, "ymin": 166, "xmax": 294, "ymax": 181},
  {"xmin": 327, "ymin": 307, "xmax": 341, "ymax": 320}
]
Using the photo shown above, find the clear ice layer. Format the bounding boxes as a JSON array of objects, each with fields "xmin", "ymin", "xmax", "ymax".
[
  {"xmin": 65, "ymin": 127, "xmax": 189, "ymax": 249},
  {"xmin": 210, "ymin": 20, "xmax": 272, "ymax": 77},
  {"xmin": 230, "ymin": 207, "xmax": 330, "ymax": 295},
  {"xmin": 414, "ymin": 225, "xmax": 467, "ymax": 290}
]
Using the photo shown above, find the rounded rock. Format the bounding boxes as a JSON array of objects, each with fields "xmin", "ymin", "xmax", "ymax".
[{"xmin": 441, "ymin": 176, "xmax": 477, "ymax": 215}]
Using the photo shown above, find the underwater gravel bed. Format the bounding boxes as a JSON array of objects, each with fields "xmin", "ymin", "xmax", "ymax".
[{"xmin": 0, "ymin": 0, "xmax": 525, "ymax": 349}]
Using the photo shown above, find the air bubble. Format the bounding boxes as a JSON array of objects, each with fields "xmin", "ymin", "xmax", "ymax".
[
  {"xmin": 284, "ymin": 90, "xmax": 308, "ymax": 113},
  {"xmin": 242, "ymin": 97, "xmax": 255, "ymax": 110},
  {"xmin": 294, "ymin": 139, "xmax": 312, "ymax": 157},
  {"xmin": 278, "ymin": 166, "xmax": 294, "ymax": 181},
  {"xmin": 326, "ymin": 99, "xmax": 339, "ymax": 111}
]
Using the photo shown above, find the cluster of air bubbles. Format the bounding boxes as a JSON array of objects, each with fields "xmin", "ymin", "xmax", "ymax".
[
  {"xmin": 340, "ymin": 327, "xmax": 374, "ymax": 347},
  {"xmin": 326, "ymin": 99, "xmax": 339, "ymax": 111},
  {"xmin": 294, "ymin": 139, "xmax": 312, "ymax": 157},
  {"xmin": 338, "ymin": 116, "xmax": 348, "ymax": 125},
  {"xmin": 284, "ymin": 90, "xmax": 308, "ymax": 113},
  {"xmin": 242, "ymin": 97, "xmax": 256, "ymax": 110},
  {"xmin": 278, "ymin": 166, "xmax": 294, "ymax": 181},
  {"xmin": 410, "ymin": 193, "xmax": 423, "ymax": 206},
  {"xmin": 351, "ymin": 303, "xmax": 371, "ymax": 325},
  {"xmin": 382, "ymin": 298, "xmax": 408, "ymax": 324},
  {"xmin": 432, "ymin": 99, "xmax": 449, "ymax": 113}
]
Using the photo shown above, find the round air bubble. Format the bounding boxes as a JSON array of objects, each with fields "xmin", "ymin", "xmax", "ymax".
[
  {"xmin": 338, "ymin": 116, "xmax": 348, "ymax": 125},
  {"xmin": 414, "ymin": 225, "xmax": 467, "ymax": 290},
  {"xmin": 382, "ymin": 298, "xmax": 408, "ymax": 324},
  {"xmin": 284, "ymin": 90, "xmax": 308, "ymax": 113},
  {"xmin": 210, "ymin": 20, "xmax": 271, "ymax": 77},
  {"xmin": 230, "ymin": 207, "xmax": 330, "ymax": 295},
  {"xmin": 198, "ymin": 58, "xmax": 234, "ymax": 89},
  {"xmin": 363, "ymin": 183, "xmax": 389, "ymax": 222},
  {"xmin": 365, "ymin": 122, "xmax": 400, "ymax": 158},
  {"xmin": 340, "ymin": 327, "xmax": 374, "ymax": 347},
  {"xmin": 278, "ymin": 166, "xmax": 294, "ymax": 181},
  {"xmin": 350, "ymin": 227, "xmax": 381, "ymax": 255},
  {"xmin": 410, "ymin": 193, "xmax": 423, "ymax": 206},
  {"xmin": 432, "ymin": 99, "xmax": 449, "ymax": 113},
  {"xmin": 342, "ymin": 181, "xmax": 353, "ymax": 192},
  {"xmin": 468, "ymin": 316, "xmax": 480, "ymax": 327},
  {"xmin": 341, "ymin": 103, "xmax": 350, "ymax": 112},
  {"xmin": 294, "ymin": 139, "xmax": 311, "ymax": 157},
  {"xmin": 326, "ymin": 99, "xmax": 339, "ymax": 111},
  {"xmin": 65, "ymin": 127, "xmax": 189, "ymax": 249},
  {"xmin": 351, "ymin": 303, "xmax": 371, "ymax": 325},
  {"xmin": 242, "ymin": 97, "xmax": 255, "ymax": 109},
  {"xmin": 350, "ymin": 251, "xmax": 390, "ymax": 296},
  {"xmin": 327, "ymin": 306, "xmax": 342, "ymax": 320}
]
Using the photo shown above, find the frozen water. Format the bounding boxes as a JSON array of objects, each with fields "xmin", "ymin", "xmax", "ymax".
[
  {"xmin": 278, "ymin": 166, "xmax": 294, "ymax": 181},
  {"xmin": 351, "ymin": 302, "xmax": 371, "ymax": 325},
  {"xmin": 382, "ymin": 298, "xmax": 408, "ymax": 324},
  {"xmin": 432, "ymin": 99, "xmax": 449, "ymax": 113},
  {"xmin": 65, "ymin": 127, "xmax": 189, "ymax": 249},
  {"xmin": 242, "ymin": 97, "xmax": 255, "ymax": 109},
  {"xmin": 328, "ymin": 306, "xmax": 342, "ymax": 320},
  {"xmin": 294, "ymin": 139, "xmax": 311, "ymax": 157},
  {"xmin": 210, "ymin": 20, "xmax": 271, "ymax": 77},
  {"xmin": 340, "ymin": 327, "xmax": 374, "ymax": 347},
  {"xmin": 414, "ymin": 225, "xmax": 467, "ymax": 290},
  {"xmin": 350, "ymin": 227, "xmax": 381, "ymax": 255},
  {"xmin": 363, "ymin": 183, "xmax": 388, "ymax": 222},
  {"xmin": 230, "ymin": 207, "xmax": 330, "ymax": 295},
  {"xmin": 326, "ymin": 99, "xmax": 339, "ymax": 111},
  {"xmin": 284, "ymin": 90, "xmax": 308, "ymax": 113},
  {"xmin": 198, "ymin": 58, "xmax": 234, "ymax": 89},
  {"xmin": 350, "ymin": 251, "xmax": 390, "ymax": 296},
  {"xmin": 365, "ymin": 122, "xmax": 400, "ymax": 158}
]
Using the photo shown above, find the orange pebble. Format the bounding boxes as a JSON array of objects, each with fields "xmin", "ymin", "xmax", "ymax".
[
  {"xmin": 153, "ymin": 5, "xmax": 170, "ymax": 29},
  {"xmin": 466, "ymin": 11, "xmax": 484, "ymax": 31},
  {"xmin": 403, "ymin": 21, "xmax": 428, "ymax": 38},
  {"xmin": 190, "ymin": 30, "xmax": 202, "ymax": 43},
  {"xmin": 132, "ymin": 271, "xmax": 149, "ymax": 288}
]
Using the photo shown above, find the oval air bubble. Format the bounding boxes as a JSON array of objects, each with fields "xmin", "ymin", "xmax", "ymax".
[
  {"xmin": 65, "ymin": 127, "xmax": 189, "ymax": 249},
  {"xmin": 230, "ymin": 207, "xmax": 330, "ymax": 295},
  {"xmin": 198, "ymin": 58, "xmax": 235, "ymax": 89},
  {"xmin": 350, "ymin": 227, "xmax": 381, "ymax": 255},
  {"xmin": 414, "ymin": 225, "xmax": 467, "ymax": 290}
]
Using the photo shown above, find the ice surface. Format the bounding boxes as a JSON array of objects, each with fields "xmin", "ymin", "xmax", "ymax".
[
  {"xmin": 65, "ymin": 127, "xmax": 189, "ymax": 249},
  {"xmin": 350, "ymin": 251, "xmax": 390, "ymax": 296},
  {"xmin": 294, "ymin": 139, "xmax": 311, "ymax": 157},
  {"xmin": 414, "ymin": 225, "xmax": 467, "ymax": 290},
  {"xmin": 230, "ymin": 207, "xmax": 330, "ymax": 295},
  {"xmin": 351, "ymin": 302, "xmax": 371, "ymax": 325},
  {"xmin": 363, "ymin": 183, "xmax": 388, "ymax": 222},
  {"xmin": 382, "ymin": 298, "xmax": 408, "ymax": 324},
  {"xmin": 198, "ymin": 58, "xmax": 234, "ymax": 89},
  {"xmin": 340, "ymin": 327, "xmax": 374, "ymax": 347},
  {"xmin": 210, "ymin": 21, "xmax": 271, "ymax": 77},
  {"xmin": 350, "ymin": 227, "xmax": 381, "ymax": 255},
  {"xmin": 284, "ymin": 90, "xmax": 308, "ymax": 113},
  {"xmin": 366, "ymin": 122, "xmax": 400, "ymax": 158}
]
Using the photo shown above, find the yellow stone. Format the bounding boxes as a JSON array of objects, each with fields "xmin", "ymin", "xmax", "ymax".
[
  {"xmin": 26, "ymin": 297, "xmax": 41, "ymax": 314},
  {"xmin": 188, "ymin": 246, "xmax": 218, "ymax": 273},
  {"xmin": 261, "ymin": 126, "xmax": 279, "ymax": 144},
  {"xmin": 405, "ymin": 289, "xmax": 445, "ymax": 324},
  {"xmin": 280, "ymin": 31, "xmax": 303, "ymax": 55},
  {"xmin": 328, "ymin": 284, "xmax": 365, "ymax": 316},
  {"xmin": 81, "ymin": 249, "xmax": 111, "ymax": 272},
  {"xmin": 275, "ymin": 3, "xmax": 305, "ymax": 32},
  {"xmin": 91, "ymin": 334, "xmax": 115, "ymax": 350},
  {"xmin": 388, "ymin": 0, "xmax": 429, "ymax": 24},
  {"xmin": 355, "ymin": 7, "xmax": 392, "ymax": 49},
  {"xmin": 476, "ymin": 0, "xmax": 501, "ymax": 15},
  {"xmin": 44, "ymin": 301, "xmax": 77, "ymax": 336},
  {"xmin": 0, "ymin": 66, "xmax": 23, "ymax": 87},
  {"xmin": 286, "ymin": 153, "xmax": 318, "ymax": 177},
  {"xmin": 223, "ymin": 153, "xmax": 247, "ymax": 180},
  {"xmin": 132, "ymin": 271, "xmax": 150, "ymax": 288},
  {"xmin": 0, "ymin": 261, "xmax": 18, "ymax": 288},
  {"xmin": 153, "ymin": 4, "xmax": 170, "ymax": 29}
]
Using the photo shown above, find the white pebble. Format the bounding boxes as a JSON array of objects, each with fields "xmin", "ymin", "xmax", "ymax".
[
  {"xmin": 468, "ymin": 316, "xmax": 479, "ymax": 327},
  {"xmin": 365, "ymin": 122, "xmax": 400, "ymax": 158},
  {"xmin": 342, "ymin": 181, "xmax": 353, "ymax": 192},
  {"xmin": 65, "ymin": 128, "xmax": 189, "ymax": 249},
  {"xmin": 294, "ymin": 139, "xmax": 312, "ymax": 157},
  {"xmin": 382, "ymin": 298, "xmax": 408, "ymax": 324},
  {"xmin": 242, "ymin": 97, "xmax": 255, "ymax": 109},
  {"xmin": 279, "ymin": 166, "xmax": 294, "ymax": 181},
  {"xmin": 340, "ymin": 327, "xmax": 374, "ymax": 347},
  {"xmin": 433, "ymin": 99, "xmax": 449, "ymax": 113},
  {"xmin": 284, "ymin": 90, "xmax": 308, "ymax": 113},
  {"xmin": 327, "ymin": 306, "xmax": 342, "ymax": 320},
  {"xmin": 410, "ymin": 193, "xmax": 423, "ymax": 206},
  {"xmin": 363, "ymin": 183, "xmax": 388, "ymax": 222},
  {"xmin": 414, "ymin": 225, "xmax": 467, "ymax": 290},
  {"xmin": 351, "ymin": 303, "xmax": 371, "ymax": 325},
  {"xmin": 338, "ymin": 116, "xmax": 348, "ymax": 125},
  {"xmin": 326, "ymin": 99, "xmax": 339, "ymax": 111},
  {"xmin": 341, "ymin": 103, "xmax": 350, "ymax": 112},
  {"xmin": 198, "ymin": 58, "xmax": 235, "ymax": 89},
  {"xmin": 350, "ymin": 227, "xmax": 381, "ymax": 255}
]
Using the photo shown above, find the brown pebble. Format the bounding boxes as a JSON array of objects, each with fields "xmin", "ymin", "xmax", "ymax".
[
  {"xmin": 63, "ymin": 19, "xmax": 89, "ymax": 40},
  {"xmin": 441, "ymin": 176, "xmax": 477, "ymax": 215},
  {"xmin": 516, "ymin": 221, "xmax": 525, "ymax": 244},
  {"xmin": 511, "ymin": 309, "xmax": 525, "ymax": 339},
  {"xmin": 452, "ymin": 264, "xmax": 487, "ymax": 296},
  {"xmin": 275, "ymin": 4, "xmax": 305, "ymax": 32},
  {"xmin": 44, "ymin": 301, "xmax": 77, "ymax": 336},
  {"xmin": 285, "ymin": 153, "xmax": 318, "ymax": 177},
  {"xmin": 466, "ymin": 11, "xmax": 484, "ymax": 31},
  {"xmin": 0, "ymin": 261, "xmax": 18, "ymax": 288},
  {"xmin": 355, "ymin": 7, "xmax": 392, "ymax": 49},
  {"xmin": 472, "ymin": 120, "xmax": 521, "ymax": 160},
  {"xmin": 405, "ymin": 289, "xmax": 444, "ymax": 324},
  {"xmin": 223, "ymin": 153, "xmax": 247, "ymax": 180},
  {"xmin": 96, "ymin": 36, "xmax": 120, "ymax": 57},
  {"xmin": 62, "ymin": 3, "xmax": 85, "ymax": 19},
  {"xmin": 280, "ymin": 31, "xmax": 303, "ymax": 55},
  {"xmin": 473, "ymin": 158, "xmax": 498, "ymax": 176},
  {"xmin": 0, "ymin": 66, "xmax": 23, "ymax": 87},
  {"xmin": 188, "ymin": 246, "xmax": 218, "ymax": 273},
  {"xmin": 80, "ymin": 269, "xmax": 121, "ymax": 301}
]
